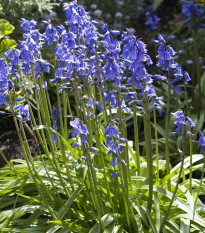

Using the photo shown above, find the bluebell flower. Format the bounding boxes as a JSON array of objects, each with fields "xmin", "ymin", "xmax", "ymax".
[
  {"xmin": 16, "ymin": 104, "xmax": 30, "ymax": 122},
  {"xmin": 20, "ymin": 45, "xmax": 35, "ymax": 64},
  {"xmin": 63, "ymin": 1, "xmax": 91, "ymax": 36},
  {"xmin": 153, "ymin": 74, "xmax": 167, "ymax": 81},
  {"xmin": 51, "ymin": 133, "xmax": 58, "ymax": 143},
  {"xmin": 145, "ymin": 6, "xmax": 160, "ymax": 33},
  {"xmin": 71, "ymin": 142, "xmax": 79, "ymax": 148},
  {"xmin": 155, "ymin": 34, "xmax": 176, "ymax": 71},
  {"xmin": 173, "ymin": 85, "xmax": 181, "ymax": 98},
  {"xmin": 121, "ymin": 28, "xmax": 154, "ymax": 99},
  {"xmin": 34, "ymin": 59, "xmax": 51, "ymax": 78},
  {"xmin": 198, "ymin": 131, "xmax": 205, "ymax": 152},
  {"xmin": 5, "ymin": 48, "xmax": 20, "ymax": 67},
  {"xmin": 155, "ymin": 97, "xmax": 165, "ymax": 105},
  {"xmin": 90, "ymin": 147, "xmax": 99, "ymax": 152},
  {"xmin": 86, "ymin": 113, "xmax": 94, "ymax": 119},
  {"xmin": 96, "ymin": 100, "xmax": 104, "ymax": 112},
  {"xmin": 52, "ymin": 106, "xmax": 59, "ymax": 121},
  {"xmin": 171, "ymin": 110, "xmax": 195, "ymax": 135},
  {"xmin": 86, "ymin": 98, "xmax": 94, "ymax": 109},
  {"xmin": 170, "ymin": 63, "xmax": 191, "ymax": 86},
  {"xmin": 42, "ymin": 20, "xmax": 59, "ymax": 45},
  {"xmin": 169, "ymin": 132, "xmax": 178, "ymax": 136},
  {"xmin": 0, "ymin": 58, "xmax": 10, "ymax": 107},
  {"xmin": 187, "ymin": 117, "xmax": 195, "ymax": 128},
  {"xmin": 187, "ymin": 131, "xmax": 194, "ymax": 137},
  {"xmin": 184, "ymin": 71, "xmax": 191, "ymax": 84},
  {"xmin": 154, "ymin": 103, "xmax": 163, "ymax": 115},
  {"xmin": 111, "ymin": 170, "xmax": 118, "ymax": 179},
  {"xmin": 120, "ymin": 159, "xmax": 127, "ymax": 166},
  {"xmin": 180, "ymin": 0, "xmax": 203, "ymax": 20},
  {"xmin": 42, "ymin": 81, "xmax": 47, "ymax": 90},
  {"xmin": 14, "ymin": 104, "xmax": 24, "ymax": 110},
  {"xmin": 21, "ymin": 18, "xmax": 37, "ymax": 32},
  {"xmin": 84, "ymin": 24, "xmax": 98, "ymax": 55},
  {"xmin": 105, "ymin": 125, "xmax": 119, "ymax": 137},
  {"xmin": 109, "ymin": 156, "xmax": 117, "ymax": 167},
  {"xmin": 119, "ymin": 138, "xmax": 128, "ymax": 143},
  {"xmin": 70, "ymin": 118, "xmax": 89, "ymax": 144}
]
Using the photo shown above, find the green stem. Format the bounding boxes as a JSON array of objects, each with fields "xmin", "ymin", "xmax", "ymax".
[
  {"xmin": 160, "ymin": 150, "xmax": 185, "ymax": 232},
  {"xmin": 18, "ymin": 67, "xmax": 48, "ymax": 154},
  {"xmin": 95, "ymin": 44, "xmax": 108, "ymax": 125},
  {"xmin": 116, "ymin": 86, "xmax": 128, "ymax": 190},
  {"xmin": 142, "ymin": 80, "xmax": 153, "ymax": 211},
  {"xmin": 193, "ymin": 154, "xmax": 205, "ymax": 209},
  {"xmin": 114, "ymin": 140, "xmax": 138, "ymax": 232},
  {"xmin": 153, "ymin": 107, "xmax": 159, "ymax": 182},
  {"xmin": 63, "ymin": 90, "xmax": 68, "ymax": 140},
  {"xmin": 93, "ymin": 115, "xmax": 114, "ymax": 210},
  {"xmin": 132, "ymin": 87, "xmax": 141, "ymax": 175},
  {"xmin": 84, "ymin": 147, "xmax": 103, "ymax": 230},
  {"xmin": 185, "ymin": 83, "xmax": 193, "ymax": 194},
  {"xmin": 9, "ymin": 93, "xmax": 57, "ymax": 219},
  {"xmin": 165, "ymin": 71, "xmax": 171, "ymax": 191},
  {"xmin": 56, "ymin": 84, "xmax": 65, "ymax": 137}
]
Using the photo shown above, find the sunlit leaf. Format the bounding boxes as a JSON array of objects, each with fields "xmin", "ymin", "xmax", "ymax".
[{"xmin": 0, "ymin": 19, "xmax": 15, "ymax": 39}]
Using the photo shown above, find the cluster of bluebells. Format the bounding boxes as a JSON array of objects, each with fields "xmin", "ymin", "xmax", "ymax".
[
  {"xmin": 14, "ymin": 104, "xmax": 30, "ymax": 122},
  {"xmin": 191, "ymin": 131, "xmax": 205, "ymax": 153},
  {"xmin": 154, "ymin": 34, "xmax": 176, "ymax": 71},
  {"xmin": 5, "ymin": 17, "xmax": 54, "ymax": 79},
  {"xmin": 198, "ymin": 131, "xmax": 205, "ymax": 153},
  {"xmin": 154, "ymin": 34, "xmax": 191, "ymax": 97},
  {"xmin": 145, "ymin": 7, "xmax": 160, "ymax": 34},
  {"xmin": 170, "ymin": 110, "xmax": 195, "ymax": 136},
  {"xmin": 170, "ymin": 63, "xmax": 191, "ymax": 97},
  {"xmin": 105, "ymin": 122, "xmax": 127, "ymax": 178},
  {"xmin": 70, "ymin": 118, "xmax": 89, "ymax": 145},
  {"xmin": 0, "ymin": 56, "xmax": 29, "ymax": 122},
  {"xmin": 0, "ymin": 59, "xmax": 11, "ymax": 107},
  {"xmin": 180, "ymin": 0, "xmax": 205, "ymax": 26}
]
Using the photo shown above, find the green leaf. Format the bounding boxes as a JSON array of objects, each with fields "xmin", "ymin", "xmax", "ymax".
[
  {"xmin": 180, "ymin": 218, "xmax": 190, "ymax": 233},
  {"xmin": 130, "ymin": 201, "xmax": 148, "ymax": 227},
  {"xmin": 134, "ymin": 215, "xmax": 144, "ymax": 233},
  {"xmin": 170, "ymin": 154, "xmax": 204, "ymax": 174},
  {"xmin": 0, "ymin": 39, "xmax": 16, "ymax": 52},
  {"xmin": 89, "ymin": 223, "xmax": 100, "ymax": 233},
  {"xmin": 18, "ymin": 209, "xmax": 43, "ymax": 228},
  {"xmin": 165, "ymin": 220, "xmax": 180, "ymax": 233},
  {"xmin": 101, "ymin": 214, "xmax": 122, "ymax": 228},
  {"xmin": 0, "ymin": 205, "xmax": 47, "ymax": 222},
  {"xmin": 141, "ymin": 206, "xmax": 157, "ymax": 233},
  {"xmin": 57, "ymin": 185, "xmax": 84, "ymax": 219},
  {"xmin": 50, "ymin": 220, "xmax": 89, "ymax": 233},
  {"xmin": 47, "ymin": 185, "xmax": 85, "ymax": 233},
  {"xmin": 151, "ymin": 185, "xmax": 205, "ymax": 228},
  {"xmin": 0, "ymin": 227, "xmax": 49, "ymax": 233},
  {"xmin": 154, "ymin": 194, "xmax": 162, "ymax": 233},
  {"xmin": 0, "ymin": 19, "xmax": 15, "ymax": 39}
]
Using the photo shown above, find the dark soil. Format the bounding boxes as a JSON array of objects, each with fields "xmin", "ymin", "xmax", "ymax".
[{"xmin": 0, "ymin": 114, "xmax": 38, "ymax": 168}]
